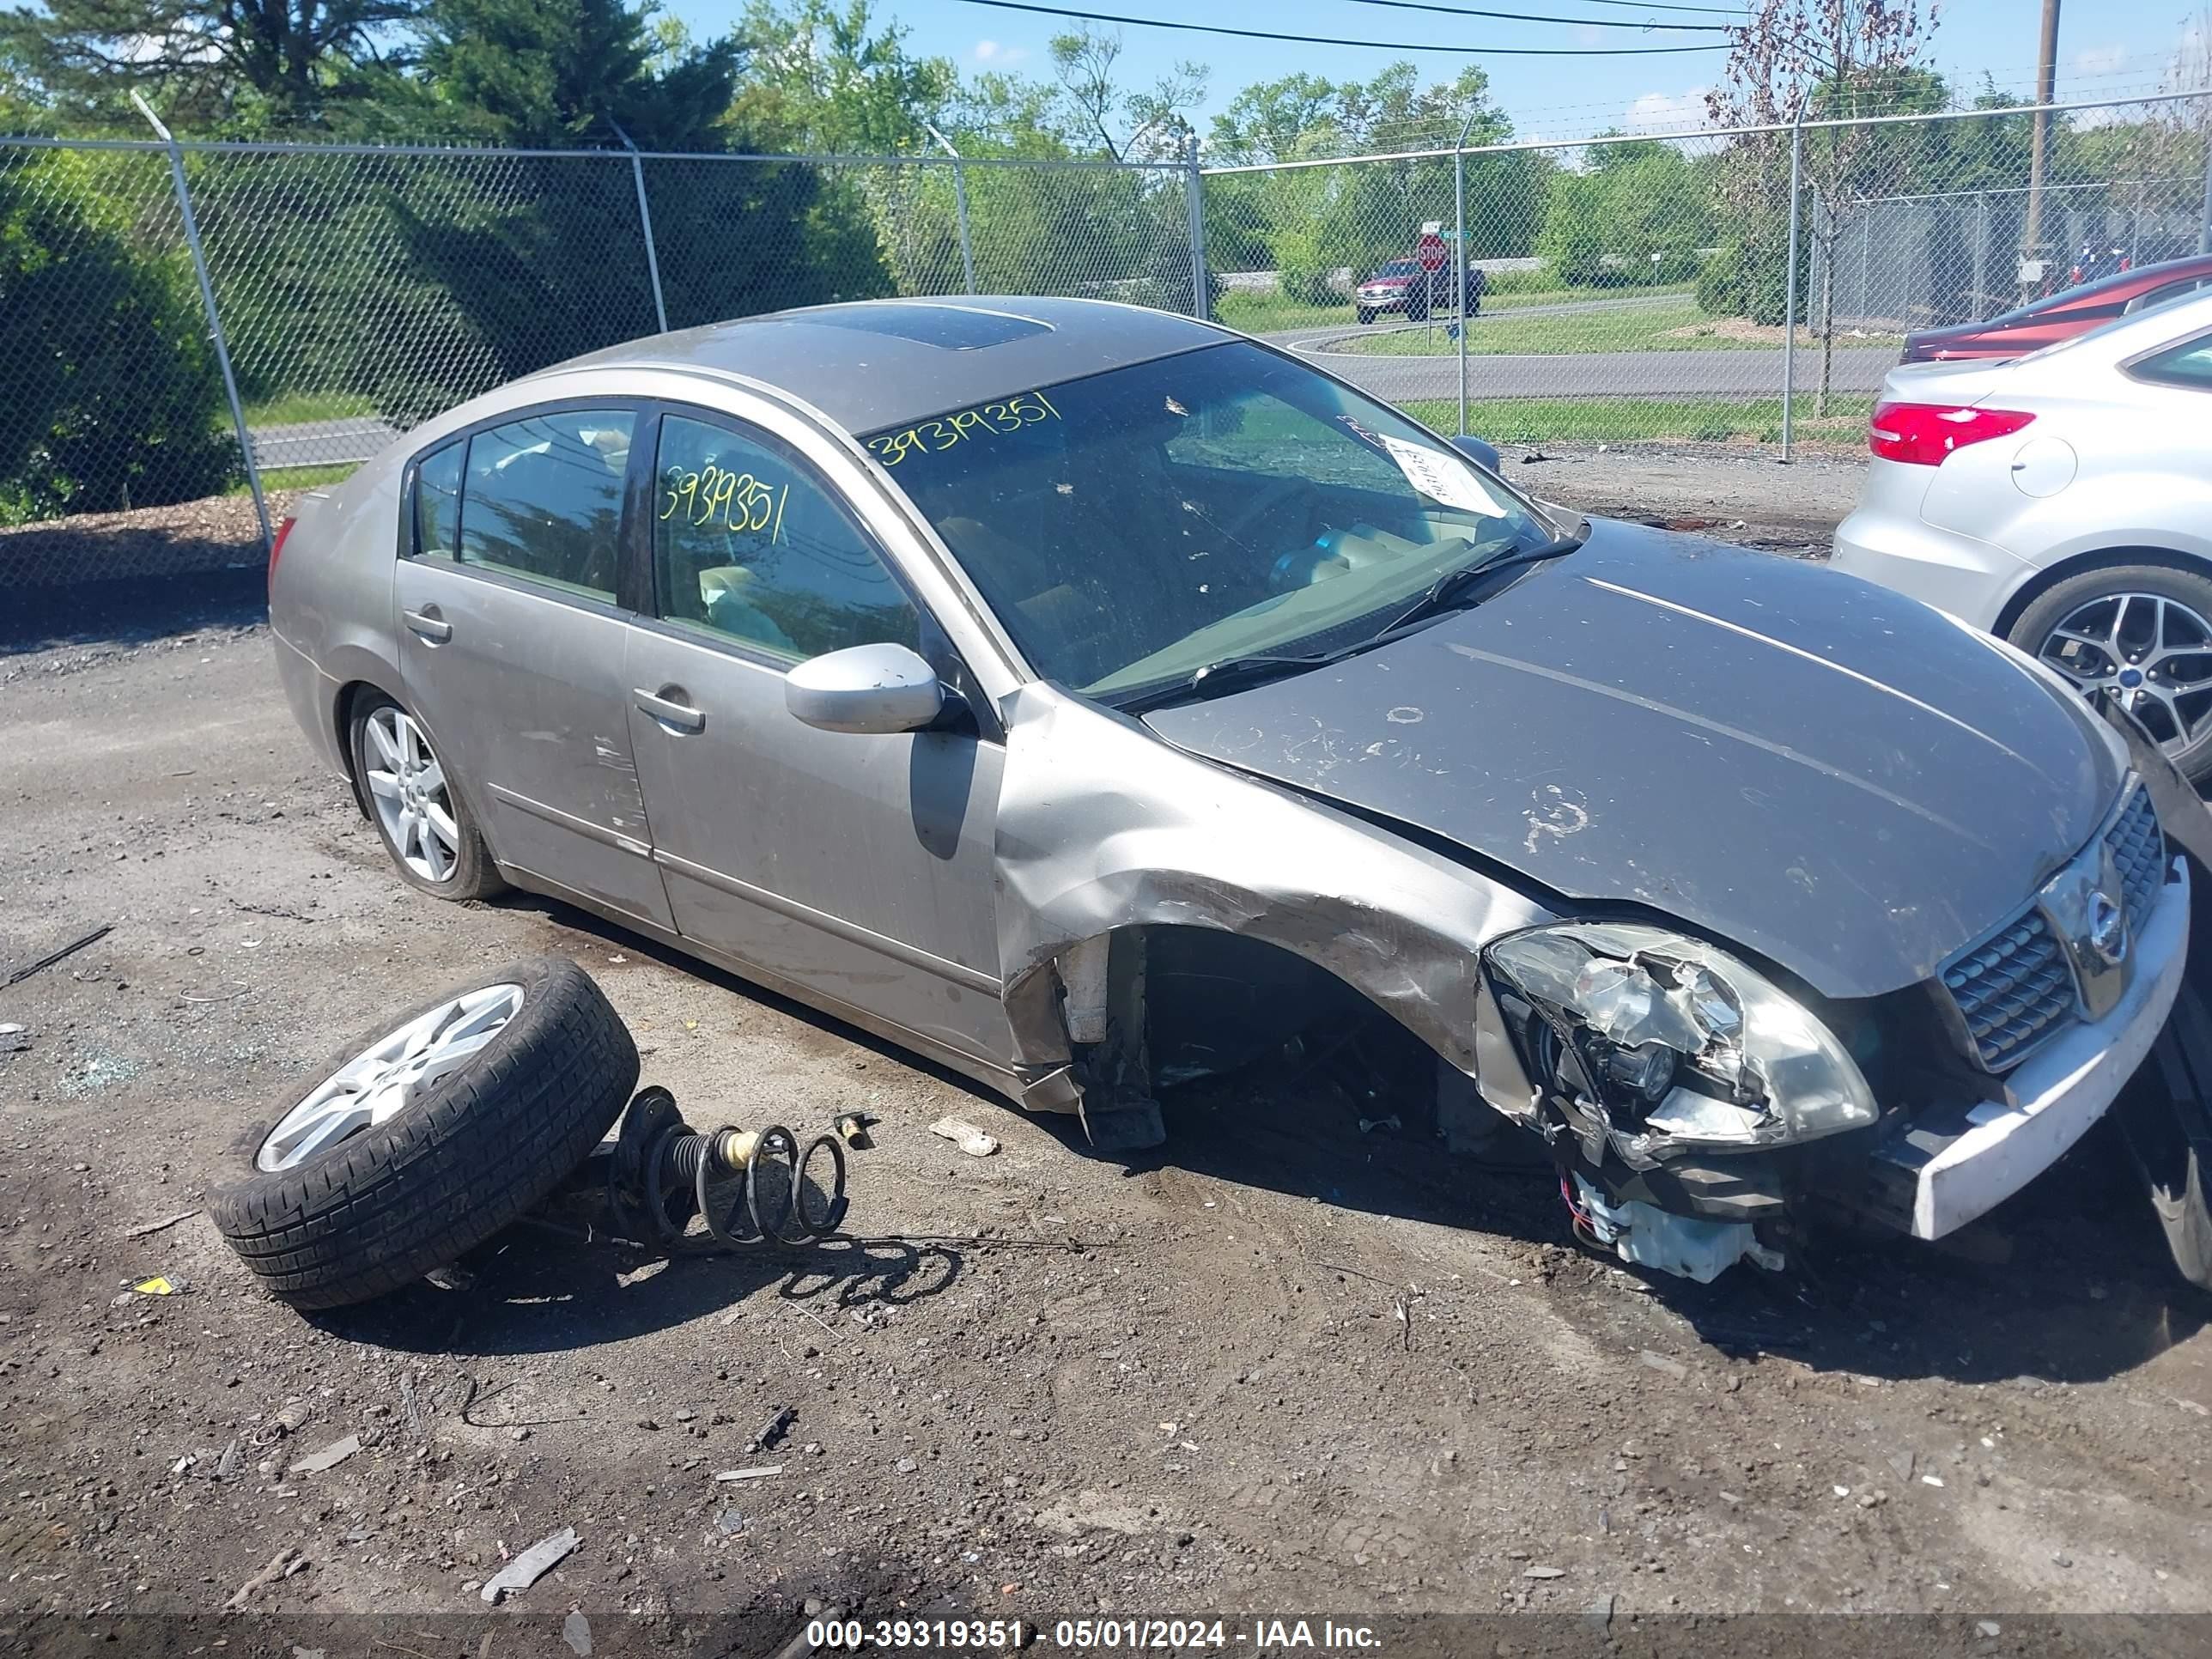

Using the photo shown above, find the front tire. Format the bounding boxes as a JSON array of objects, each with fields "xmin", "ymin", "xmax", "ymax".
[
  {"xmin": 2006, "ymin": 561, "xmax": 2212, "ymax": 783},
  {"xmin": 1355, "ymin": 307, "xmax": 1375, "ymax": 325},
  {"xmin": 350, "ymin": 692, "xmax": 503, "ymax": 900},
  {"xmin": 210, "ymin": 957, "xmax": 638, "ymax": 1310}
]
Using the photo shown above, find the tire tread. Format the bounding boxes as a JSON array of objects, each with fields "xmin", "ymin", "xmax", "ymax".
[{"xmin": 209, "ymin": 957, "xmax": 636, "ymax": 1310}]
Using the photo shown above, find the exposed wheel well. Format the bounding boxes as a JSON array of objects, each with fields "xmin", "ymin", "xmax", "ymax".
[
  {"xmin": 333, "ymin": 681, "xmax": 383, "ymax": 818},
  {"xmin": 1993, "ymin": 546, "xmax": 2212, "ymax": 638},
  {"xmin": 1126, "ymin": 925, "xmax": 1433, "ymax": 1103}
]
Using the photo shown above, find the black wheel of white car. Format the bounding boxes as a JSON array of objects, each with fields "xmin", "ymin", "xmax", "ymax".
[
  {"xmin": 351, "ymin": 693, "xmax": 502, "ymax": 899},
  {"xmin": 210, "ymin": 956, "xmax": 638, "ymax": 1310},
  {"xmin": 2008, "ymin": 563, "xmax": 2212, "ymax": 782}
]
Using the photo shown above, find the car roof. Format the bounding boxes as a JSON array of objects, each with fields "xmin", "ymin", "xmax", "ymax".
[
  {"xmin": 2045, "ymin": 252, "xmax": 2212, "ymax": 307},
  {"xmin": 550, "ymin": 296, "xmax": 1238, "ymax": 435}
]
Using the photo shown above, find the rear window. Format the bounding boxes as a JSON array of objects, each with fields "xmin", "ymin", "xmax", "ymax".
[
  {"xmin": 2131, "ymin": 333, "xmax": 2212, "ymax": 392},
  {"xmin": 414, "ymin": 444, "xmax": 461, "ymax": 558}
]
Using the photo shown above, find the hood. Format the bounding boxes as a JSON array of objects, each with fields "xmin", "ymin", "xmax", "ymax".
[
  {"xmin": 1363, "ymin": 276, "xmax": 1413, "ymax": 289},
  {"xmin": 1142, "ymin": 520, "xmax": 2122, "ymax": 1000}
]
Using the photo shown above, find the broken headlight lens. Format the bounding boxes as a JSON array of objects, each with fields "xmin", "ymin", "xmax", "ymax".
[{"xmin": 1483, "ymin": 922, "xmax": 1876, "ymax": 1155}]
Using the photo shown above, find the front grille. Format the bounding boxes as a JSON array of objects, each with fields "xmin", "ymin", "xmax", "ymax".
[
  {"xmin": 2105, "ymin": 786, "xmax": 2165, "ymax": 933},
  {"xmin": 1941, "ymin": 908, "xmax": 2075, "ymax": 1072},
  {"xmin": 1939, "ymin": 783, "xmax": 2167, "ymax": 1073}
]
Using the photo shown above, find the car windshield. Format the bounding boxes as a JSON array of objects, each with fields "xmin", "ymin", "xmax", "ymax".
[
  {"xmin": 1376, "ymin": 261, "xmax": 1419, "ymax": 277},
  {"xmin": 862, "ymin": 339, "xmax": 1559, "ymax": 699}
]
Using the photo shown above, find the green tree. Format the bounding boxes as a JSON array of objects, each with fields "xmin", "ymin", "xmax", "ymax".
[
  {"xmin": 0, "ymin": 148, "xmax": 234, "ymax": 519},
  {"xmin": 1535, "ymin": 170, "xmax": 1607, "ymax": 287},
  {"xmin": 1706, "ymin": 0, "xmax": 1939, "ymax": 408},
  {"xmin": 728, "ymin": 0, "xmax": 956, "ymax": 155},
  {"xmin": 1047, "ymin": 24, "xmax": 1205, "ymax": 161},
  {"xmin": 0, "ymin": 0, "xmax": 416, "ymax": 131},
  {"xmin": 416, "ymin": 0, "xmax": 738, "ymax": 149}
]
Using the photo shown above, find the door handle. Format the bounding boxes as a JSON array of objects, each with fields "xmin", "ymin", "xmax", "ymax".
[
  {"xmin": 402, "ymin": 607, "xmax": 452, "ymax": 643},
  {"xmin": 634, "ymin": 686, "xmax": 706, "ymax": 734}
]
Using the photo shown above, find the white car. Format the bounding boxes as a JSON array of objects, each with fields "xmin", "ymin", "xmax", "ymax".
[{"xmin": 1832, "ymin": 289, "xmax": 2212, "ymax": 779}]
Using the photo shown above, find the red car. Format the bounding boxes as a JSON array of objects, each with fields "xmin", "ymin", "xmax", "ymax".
[
  {"xmin": 1352, "ymin": 258, "xmax": 1485, "ymax": 325},
  {"xmin": 1900, "ymin": 253, "xmax": 2212, "ymax": 362}
]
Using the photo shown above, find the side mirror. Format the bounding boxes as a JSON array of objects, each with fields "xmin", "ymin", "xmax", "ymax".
[
  {"xmin": 785, "ymin": 642, "xmax": 945, "ymax": 735},
  {"xmin": 1449, "ymin": 435, "xmax": 1502, "ymax": 473}
]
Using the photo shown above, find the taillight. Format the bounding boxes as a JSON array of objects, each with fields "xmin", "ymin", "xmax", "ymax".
[
  {"xmin": 268, "ymin": 515, "xmax": 295, "ymax": 596},
  {"xmin": 1868, "ymin": 401, "xmax": 2034, "ymax": 466}
]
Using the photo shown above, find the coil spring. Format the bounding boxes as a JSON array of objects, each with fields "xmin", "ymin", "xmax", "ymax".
[{"xmin": 610, "ymin": 1088, "xmax": 849, "ymax": 1250}]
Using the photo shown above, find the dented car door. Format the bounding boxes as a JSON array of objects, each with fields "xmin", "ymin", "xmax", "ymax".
[{"xmin": 394, "ymin": 404, "xmax": 676, "ymax": 931}]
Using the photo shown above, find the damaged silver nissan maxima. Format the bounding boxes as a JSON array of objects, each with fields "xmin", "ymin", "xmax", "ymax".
[{"xmin": 268, "ymin": 296, "xmax": 2194, "ymax": 1283}]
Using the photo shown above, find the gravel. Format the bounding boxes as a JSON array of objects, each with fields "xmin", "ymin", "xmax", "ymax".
[{"xmin": 3, "ymin": 461, "xmax": 2209, "ymax": 1642}]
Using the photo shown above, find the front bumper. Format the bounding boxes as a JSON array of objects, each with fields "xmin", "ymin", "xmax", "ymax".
[
  {"xmin": 1871, "ymin": 855, "xmax": 2191, "ymax": 1239},
  {"xmin": 1357, "ymin": 289, "xmax": 1413, "ymax": 312}
]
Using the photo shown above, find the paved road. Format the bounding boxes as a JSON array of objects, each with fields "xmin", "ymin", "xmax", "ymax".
[
  {"xmin": 1261, "ymin": 302, "xmax": 1897, "ymax": 403},
  {"xmin": 250, "ymin": 416, "xmax": 398, "ymax": 471}
]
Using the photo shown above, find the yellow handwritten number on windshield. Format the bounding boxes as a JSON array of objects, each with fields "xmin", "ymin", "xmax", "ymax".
[
  {"xmin": 659, "ymin": 464, "xmax": 789, "ymax": 543},
  {"xmin": 866, "ymin": 390, "xmax": 1060, "ymax": 469}
]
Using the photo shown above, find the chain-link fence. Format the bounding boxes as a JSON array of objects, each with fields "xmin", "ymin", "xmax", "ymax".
[
  {"xmin": 1207, "ymin": 89, "xmax": 2212, "ymax": 459},
  {"xmin": 3, "ymin": 91, "xmax": 2208, "ymax": 589},
  {"xmin": 0, "ymin": 132, "xmax": 1196, "ymax": 587}
]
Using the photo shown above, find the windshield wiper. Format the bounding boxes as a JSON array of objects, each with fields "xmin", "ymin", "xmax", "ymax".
[
  {"xmin": 1377, "ymin": 523, "xmax": 1589, "ymax": 636},
  {"xmin": 1118, "ymin": 648, "xmax": 1348, "ymax": 714},
  {"xmin": 1117, "ymin": 521, "xmax": 1589, "ymax": 716}
]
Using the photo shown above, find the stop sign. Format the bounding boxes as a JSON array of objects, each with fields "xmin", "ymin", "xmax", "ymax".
[{"xmin": 1416, "ymin": 233, "xmax": 1448, "ymax": 271}]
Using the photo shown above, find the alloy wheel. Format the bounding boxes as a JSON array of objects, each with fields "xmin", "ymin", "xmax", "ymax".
[
  {"xmin": 254, "ymin": 984, "xmax": 526, "ymax": 1171},
  {"xmin": 364, "ymin": 706, "xmax": 462, "ymax": 882},
  {"xmin": 2037, "ymin": 591, "xmax": 2212, "ymax": 755}
]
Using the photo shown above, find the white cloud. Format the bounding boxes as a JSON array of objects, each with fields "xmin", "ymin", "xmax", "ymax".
[
  {"xmin": 972, "ymin": 39, "xmax": 1028, "ymax": 65},
  {"xmin": 1620, "ymin": 88, "xmax": 1711, "ymax": 135},
  {"xmin": 2068, "ymin": 42, "xmax": 2130, "ymax": 78}
]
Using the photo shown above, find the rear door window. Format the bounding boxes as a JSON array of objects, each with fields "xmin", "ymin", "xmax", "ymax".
[
  {"xmin": 414, "ymin": 442, "xmax": 462, "ymax": 558},
  {"xmin": 453, "ymin": 410, "xmax": 635, "ymax": 600},
  {"xmin": 2130, "ymin": 334, "xmax": 2212, "ymax": 392}
]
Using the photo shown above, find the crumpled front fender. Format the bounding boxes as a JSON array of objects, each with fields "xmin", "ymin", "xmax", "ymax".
[{"xmin": 991, "ymin": 683, "xmax": 1552, "ymax": 1087}]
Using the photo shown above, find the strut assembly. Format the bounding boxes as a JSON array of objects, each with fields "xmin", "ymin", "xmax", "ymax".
[{"xmin": 591, "ymin": 1085, "xmax": 851, "ymax": 1250}]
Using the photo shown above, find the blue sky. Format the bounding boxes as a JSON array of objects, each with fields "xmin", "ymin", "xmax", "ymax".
[{"xmin": 670, "ymin": 0, "xmax": 2209, "ymax": 143}]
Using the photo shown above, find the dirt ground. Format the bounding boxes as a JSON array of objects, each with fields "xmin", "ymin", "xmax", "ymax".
[
  {"xmin": 1498, "ymin": 442, "xmax": 1870, "ymax": 560},
  {"xmin": 4, "ymin": 462, "xmax": 2212, "ymax": 1657}
]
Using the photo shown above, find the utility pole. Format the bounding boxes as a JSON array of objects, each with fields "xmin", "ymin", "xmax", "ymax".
[{"xmin": 2021, "ymin": 0, "xmax": 2062, "ymax": 299}]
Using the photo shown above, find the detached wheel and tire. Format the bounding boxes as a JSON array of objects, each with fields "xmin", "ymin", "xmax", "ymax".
[
  {"xmin": 2008, "ymin": 562, "xmax": 2212, "ymax": 783},
  {"xmin": 210, "ymin": 957, "xmax": 638, "ymax": 1310},
  {"xmin": 351, "ymin": 692, "xmax": 502, "ymax": 900}
]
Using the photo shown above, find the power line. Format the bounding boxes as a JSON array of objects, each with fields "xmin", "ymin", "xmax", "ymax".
[
  {"xmin": 1568, "ymin": 0, "xmax": 1746, "ymax": 11},
  {"xmin": 1322, "ymin": 0, "xmax": 1732, "ymax": 28},
  {"xmin": 946, "ymin": 0, "xmax": 1733, "ymax": 54}
]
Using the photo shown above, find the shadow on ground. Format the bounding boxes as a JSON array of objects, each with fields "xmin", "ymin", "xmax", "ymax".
[
  {"xmin": 0, "ymin": 567, "xmax": 266, "ymax": 656},
  {"xmin": 314, "ymin": 1230, "xmax": 968, "ymax": 1358},
  {"xmin": 1125, "ymin": 1052, "xmax": 2209, "ymax": 1391}
]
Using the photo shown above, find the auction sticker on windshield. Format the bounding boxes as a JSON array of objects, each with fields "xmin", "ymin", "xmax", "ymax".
[{"xmin": 1376, "ymin": 433, "xmax": 1509, "ymax": 518}]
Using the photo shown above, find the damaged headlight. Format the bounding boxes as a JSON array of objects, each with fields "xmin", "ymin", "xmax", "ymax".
[{"xmin": 1482, "ymin": 923, "xmax": 1876, "ymax": 1159}]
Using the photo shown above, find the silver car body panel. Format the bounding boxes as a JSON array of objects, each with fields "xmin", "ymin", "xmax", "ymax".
[
  {"xmin": 622, "ymin": 619, "xmax": 1014, "ymax": 1064},
  {"xmin": 1833, "ymin": 292, "xmax": 2212, "ymax": 628},
  {"xmin": 395, "ymin": 560, "xmax": 677, "ymax": 931},
  {"xmin": 989, "ymin": 682, "xmax": 1555, "ymax": 1079}
]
